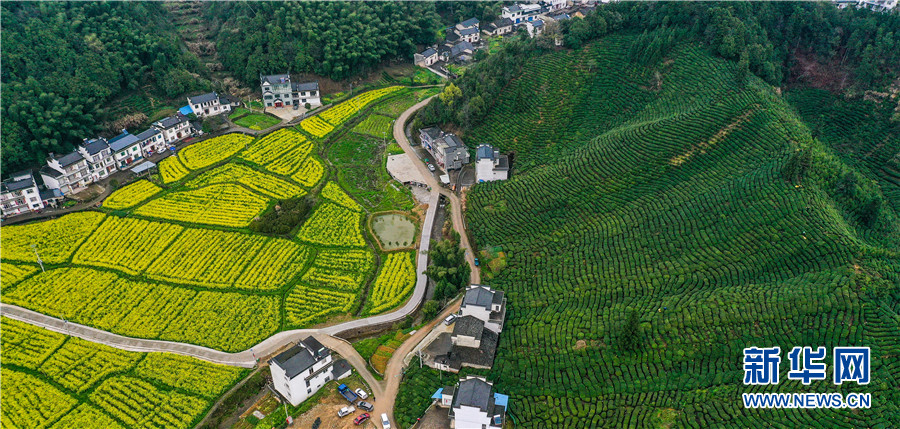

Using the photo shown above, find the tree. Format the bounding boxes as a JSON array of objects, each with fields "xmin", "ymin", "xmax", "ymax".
[
  {"xmin": 422, "ymin": 300, "xmax": 440, "ymax": 320},
  {"xmin": 619, "ymin": 310, "xmax": 641, "ymax": 352},
  {"xmin": 439, "ymin": 83, "xmax": 463, "ymax": 107}
]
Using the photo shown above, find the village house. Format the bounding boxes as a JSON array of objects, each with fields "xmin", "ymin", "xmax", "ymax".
[
  {"xmin": 269, "ymin": 337, "xmax": 352, "ymax": 407},
  {"xmin": 260, "ymin": 74, "xmax": 321, "ymax": 108},
  {"xmin": 414, "ymin": 47, "xmax": 439, "ymax": 67},
  {"xmin": 1, "ymin": 171, "xmax": 44, "ymax": 217},
  {"xmin": 152, "ymin": 114, "xmax": 191, "ymax": 144},
  {"xmin": 501, "ymin": 3, "xmax": 542, "ymax": 24},
  {"xmin": 187, "ymin": 92, "xmax": 232, "ymax": 118},
  {"xmin": 135, "ymin": 128, "xmax": 166, "ymax": 157},
  {"xmin": 476, "ymin": 144, "xmax": 510, "ymax": 183},
  {"xmin": 422, "ymin": 285, "xmax": 506, "ymax": 372},
  {"xmin": 41, "ymin": 151, "xmax": 91, "ymax": 195},
  {"xmin": 420, "ymin": 127, "xmax": 470, "ymax": 170},
  {"xmin": 108, "ymin": 130, "xmax": 144, "ymax": 169},
  {"xmin": 438, "ymin": 41, "xmax": 475, "ymax": 63},
  {"xmin": 433, "ymin": 376, "xmax": 508, "ymax": 429},
  {"xmin": 483, "ymin": 18, "xmax": 514, "ymax": 36},
  {"xmin": 77, "ymin": 137, "xmax": 116, "ymax": 182},
  {"xmin": 543, "ymin": 0, "xmax": 569, "ymax": 11},
  {"xmin": 525, "ymin": 19, "xmax": 545, "ymax": 38}
]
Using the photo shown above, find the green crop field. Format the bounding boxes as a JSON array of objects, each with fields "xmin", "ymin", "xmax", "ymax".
[
  {"xmin": 0, "ymin": 87, "xmax": 423, "ymax": 354},
  {"xmin": 233, "ymin": 113, "xmax": 280, "ymax": 130},
  {"xmin": 413, "ymin": 37, "xmax": 900, "ymax": 427},
  {"xmin": 352, "ymin": 113, "xmax": 394, "ymax": 138},
  {"xmin": 0, "ymin": 317, "xmax": 246, "ymax": 429}
]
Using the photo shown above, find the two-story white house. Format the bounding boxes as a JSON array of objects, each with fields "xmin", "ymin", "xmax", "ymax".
[
  {"xmin": 41, "ymin": 151, "xmax": 91, "ymax": 195},
  {"xmin": 484, "ymin": 18, "xmax": 514, "ymax": 36},
  {"xmin": 501, "ymin": 3, "xmax": 542, "ymax": 24},
  {"xmin": 269, "ymin": 337, "xmax": 351, "ymax": 406},
  {"xmin": 1, "ymin": 171, "xmax": 44, "ymax": 217},
  {"xmin": 188, "ymin": 92, "xmax": 232, "ymax": 118},
  {"xmin": 152, "ymin": 114, "xmax": 191, "ymax": 145},
  {"xmin": 475, "ymin": 145, "xmax": 510, "ymax": 183},
  {"xmin": 78, "ymin": 137, "xmax": 116, "ymax": 181},
  {"xmin": 135, "ymin": 128, "xmax": 166, "ymax": 157},
  {"xmin": 460, "ymin": 285, "xmax": 507, "ymax": 334},
  {"xmin": 447, "ymin": 376, "xmax": 508, "ymax": 429},
  {"xmin": 525, "ymin": 19, "xmax": 545, "ymax": 38},
  {"xmin": 108, "ymin": 130, "xmax": 144, "ymax": 169},
  {"xmin": 543, "ymin": 0, "xmax": 568, "ymax": 11},
  {"xmin": 419, "ymin": 127, "xmax": 471, "ymax": 170},
  {"xmin": 260, "ymin": 74, "xmax": 322, "ymax": 108}
]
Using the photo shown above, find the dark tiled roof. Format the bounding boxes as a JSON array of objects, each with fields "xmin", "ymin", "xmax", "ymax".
[
  {"xmin": 109, "ymin": 131, "xmax": 140, "ymax": 151},
  {"xmin": 443, "ymin": 134, "xmax": 465, "ymax": 149},
  {"xmin": 189, "ymin": 92, "xmax": 219, "ymax": 105},
  {"xmin": 496, "ymin": 155, "xmax": 510, "ymax": 170},
  {"xmin": 1, "ymin": 175, "xmax": 34, "ymax": 193},
  {"xmin": 135, "ymin": 128, "xmax": 161, "ymax": 141},
  {"xmin": 453, "ymin": 316, "xmax": 485, "ymax": 340},
  {"xmin": 459, "ymin": 17, "xmax": 480, "ymax": 28},
  {"xmin": 331, "ymin": 359, "xmax": 352, "ymax": 379},
  {"xmin": 292, "ymin": 81, "xmax": 319, "ymax": 92},
  {"xmin": 420, "ymin": 127, "xmax": 443, "ymax": 140},
  {"xmin": 454, "ymin": 328, "xmax": 498, "ymax": 369},
  {"xmin": 476, "ymin": 145, "xmax": 495, "ymax": 160},
  {"xmin": 450, "ymin": 42, "xmax": 474, "ymax": 57},
  {"xmin": 462, "ymin": 286, "xmax": 496, "ymax": 309},
  {"xmin": 82, "ymin": 138, "xmax": 110, "ymax": 155},
  {"xmin": 459, "ymin": 27, "xmax": 479, "ymax": 36},
  {"xmin": 156, "ymin": 114, "xmax": 187, "ymax": 129},
  {"xmin": 261, "ymin": 74, "xmax": 291, "ymax": 85},
  {"xmin": 454, "ymin": 378, "xmax": 494, "ymax": 412},
  {"xmin": 40, "ymin": 188, "xmax": 63, "ymax": 201},
  {"xmin": 270, "ymin": 342, "xmax": 318, "ymax": 379},
  {"xmin": 40, "ymin": 166, "xmax": 64, "ymax": 179},
  {"xmin": 421, "ymin": 48, "xmax": 437, "ymax": 57},
  {"xmin": 55, "ymin": 151, "xmax": 85, "ymax": 168},
  {"xmin": 506, "ymin": 4, "xmax": 522, "ymax": 13},
  {"xmin": 494, "ymin": 18, "xmax": 513, "ymax": 27}
]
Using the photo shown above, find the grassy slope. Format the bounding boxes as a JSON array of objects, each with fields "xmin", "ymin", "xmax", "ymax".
[{"xmin": 461, "ymin": 37, "xmax": 899, "ymax": 427}]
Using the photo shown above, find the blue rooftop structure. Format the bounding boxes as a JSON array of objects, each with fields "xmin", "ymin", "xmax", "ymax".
[
  {"xmin": 432, "ymin": 388, "xmax": 444, "ymax": 399},
  {"xmin": 179, "ymin": 105, "xmax": 193, "ymax": 116},
  {"xmin": 493, "ymin": 393, "xmax": 509, "ymax": 407}
]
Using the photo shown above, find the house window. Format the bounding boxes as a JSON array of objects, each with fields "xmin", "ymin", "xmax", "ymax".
[
  {"xmin": 26, "ymin": 189, "xmax": 34, "ymax": 194},
  {"xmin": 307, "ymin": 388, "xmax": 312, "ymax": 394}
]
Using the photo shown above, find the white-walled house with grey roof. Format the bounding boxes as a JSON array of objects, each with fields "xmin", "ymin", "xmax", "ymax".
[
  {"xmin": 1, "ymin": 171, "xmax": 44, "ymax": 217},
  {"xmin": 108, "ymin": 130, "xmax": 144, "ymax": 169},
  {"xmin": 77, "ymin": 137, "xmax": 116, "ymax": 181},
  {"xmin": 135, "ymin": 127, "xmax": 166, "ymax": 157},
  {"xmin": 41, "ymin": 151, "xmax": 91, "ymax": 195},
  {"xmin": 269, "ymin": 336, "xmax": 352, "ymax": 406},
  {"xmin": 446, "ymin": 376, "xmax": 508, "ymax": 429},
  {"xmin": 187, "ymin": 92, "xmax": 232, "ymax": 118},
  {"xmin": 152, "ymin": 114, "xmax": 191, "ymax": 144}
]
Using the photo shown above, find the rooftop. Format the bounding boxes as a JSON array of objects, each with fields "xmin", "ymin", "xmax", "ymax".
[
  {"xmin": 458, "ymin": 27, "xmax": 479, "ymax": 36},
  {"xmin": 453, "ymin": 315, "xmax": 485, "ymax": 341},
  {"xmin": 52, "ymin": 151, "xmax": 85, "ymax": 168},
  {"xmin": 189, "ymin": 92, "xmax": 219, "ymax": 105},
  {"xmin": 454, "ymin": 377, "xmax": 494, "ymax": 412},
  {"xmin": 155, "ymin": 114, "xmax": 187, "ymax": 129},
  {"xmin": 462, "ymin": 285, "xmax": 503, "ymax": 309},
  {"xmin": 269, "ymin": 336, "xmax": 330, "ymax": 379},
  {"xmin": 459, "ymin": 17, "xmax": 480, "ymax": 28},
  {"xmin": 261, "ymin": 74, "xmax": 291, "ymax": 85},
  {"xmin": 82, "ymin": 138, "xmax": 110, "ymax": 155},
  {"xmin": 135, "ymin": 128, "xmax": 161, "ymax": 141},
  {"xmin": 1, "ymin": 174, "xmax": 35, "ymax": 193},
  {"xmin": 421, "ymin": 47, "xmax": 437, "ymax": 57},
  {"xmin": 39, "ymin": 166, "xmax": 64, "ymax": 179},
  {"xmin": 420, "ymin": 127, "xmax": 443, "ymax": 140},
  {"xmin": 109, "ymin": 131, "xmax": 141, "ymax": 151},
  {"xmin": 476, "ymin": 144, "xmax": 495, "ymax": 160},
  {"xmin": 292, "ymin": 81, "xmax": 319, "ymax": 92}
]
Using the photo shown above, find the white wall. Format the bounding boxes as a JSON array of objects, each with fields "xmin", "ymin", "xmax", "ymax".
[
  {"xmin": 453, "ymin": 405, "xmax": 491, "ymax": 429},
  {"xmin": 272, "ymin": 354, "xmax": 334, "ymax": 406}
]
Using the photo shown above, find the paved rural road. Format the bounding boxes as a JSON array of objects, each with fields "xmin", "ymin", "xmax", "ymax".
[
  {"xmin": 2, "ymin": 94, "xmax": 481, "ymax": 429},
  {"xmin": 392, "ymin": 96, "xmax": 480, "ymax": 285}
]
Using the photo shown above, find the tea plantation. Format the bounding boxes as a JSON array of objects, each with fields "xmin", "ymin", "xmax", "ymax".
[{"xmin": 458, "ymin": 38, "xmax": 899, "ymax": 427}]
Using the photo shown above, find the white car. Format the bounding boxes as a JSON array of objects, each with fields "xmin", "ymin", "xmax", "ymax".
[
  {"xmin": 338, "ymin": 406, "xmax": 356, "ymax": 418},
  {"xmin": 427, "ymin": 163, "xmax": 436, "ymax": 172},
  {"xmin": 381, "ymin": 413, "xmax": 391, "ymax": 429},
  {"xmin": 355, "ymin": 388, "xmax": 368, "ymax": 399},
  {"xmin": 444, "ymin": 314, "xmax": 458, "ymax": 325}
]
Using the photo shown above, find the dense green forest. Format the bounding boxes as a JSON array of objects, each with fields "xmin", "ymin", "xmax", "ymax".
[
  {"xmin": 420, "ymin": 1, "xmax": 899, "ymax": 129},
  {"xmin": 204, "ymin": 2, "xmax": 442, "ymax": 83},
  {"xmin": 409, "ymin": 24, "xmax": 899, "ymax": 429},
  {"xmin": 1, "ymin": 2, "xmax": 210, "ymax": 175}
]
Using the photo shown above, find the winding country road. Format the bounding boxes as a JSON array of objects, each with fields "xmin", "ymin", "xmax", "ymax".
[{"xmin": 1, "ymin": 94, "xmax": 479, "ymax": 429}]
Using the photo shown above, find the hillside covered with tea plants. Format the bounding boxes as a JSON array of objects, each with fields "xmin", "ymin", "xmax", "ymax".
[{"xmin": 458, "ymin": 37, "xmax": 900, "ymax": 427}]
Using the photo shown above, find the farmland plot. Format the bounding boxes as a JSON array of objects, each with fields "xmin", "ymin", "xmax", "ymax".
[{"xmin": 134, "ymin": 184, "xmax": 269, "ymax": 227}]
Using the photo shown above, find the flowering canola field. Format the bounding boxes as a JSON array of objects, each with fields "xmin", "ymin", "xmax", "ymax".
[
  {"xmin": 103, "ymin": 180, "xmax": 162, "ymax": 209},
  {"xmin": 0, "ymin": 317, "xmax": 245, "ymax": 429}
]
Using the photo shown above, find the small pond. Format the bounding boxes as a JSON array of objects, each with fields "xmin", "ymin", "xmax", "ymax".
[{"xmin": 372, "ymin": 213, "xmax": 416, "ymax": 250}]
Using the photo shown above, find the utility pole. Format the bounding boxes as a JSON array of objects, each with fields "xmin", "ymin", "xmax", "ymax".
[{"xmin": 31, "ymin": 244, "xmax": 44, "ymax": 272}]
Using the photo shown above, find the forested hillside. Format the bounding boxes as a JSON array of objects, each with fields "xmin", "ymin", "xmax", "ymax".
[
  {"xmin": 0, "ymin": 2, "xmax": 210, "ymax": 175},
  {"xmin": 443, "ymin": 36, "xmax": 899, "ymax": 427},
  {"xmin": 204, "ymin": 2, "xmax": 441, "ymax": 83}
]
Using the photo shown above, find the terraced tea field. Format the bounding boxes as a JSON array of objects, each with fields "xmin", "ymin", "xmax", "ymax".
[
  {"xmin": 0, "ymin": 317, "xmax": 246, "ymax": 429},
  {"xmin": 0, "ymin": 87, "xmax": 426, "ymax": 354},
  {"xmin": 432, "ymin": 37, "xmax": 900, "ymax": 427}
]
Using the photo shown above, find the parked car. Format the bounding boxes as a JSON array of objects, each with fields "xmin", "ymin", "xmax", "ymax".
[
  {"xmin": 355, "ymin": 388, "xmax": 368, "ymax": 399},
  {"xmin": 427, "ymin": 163, "xmax": 436, "ymax": 172},
  {"xmin": 354, "ymin": 413, "xmax": 370, "ymax": 425},
  {"xmin": 293, "ymin": 103, "xmax": 299, "ymax": 110},
  {"xmin": 338, "ymin": 406, "xmax": 356, "ymax": 418},
  {"xmin": 474, "ymin": 257, "xmax": 480, "ymax": 266},
  {"xmin": 358, "ymin": 401, "xmax": 374, "ymax": 412},
  {"xmin": 444, "ymin": 314, "xmax": 458, "ymax": 326},
  {"xmin": 381, "ymin": 413, "xmax": 391, "ymax": 429},
  {"xmin": 338, "ymin": 384, "xmax": 359, "ymax": 403}
]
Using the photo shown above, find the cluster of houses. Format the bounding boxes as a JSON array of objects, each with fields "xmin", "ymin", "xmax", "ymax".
[
  {"xmin": 268, "ymin": 336, "xmax": 353, "ymax": 406},
  {"xmin": 422, "ymin": 285, "xmax": 506, "ymax": 373},
  {"xmin": 415, "ymin": 0, "xmax": 587, "ymax": 69},
  {"xmin": 419, "ymin": 127, "xmax": 509, "ymax": 183},
  {"xmin": 834, "ymin": 0, "xmax": 897, "ymax": 12},
  {"xmin": 259, "ymin": 74, "xmax": 322, "ymax": 109},
  {"xmin": 433, "ymin": 376, "xmax": 509, "ymax": 429}
]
